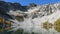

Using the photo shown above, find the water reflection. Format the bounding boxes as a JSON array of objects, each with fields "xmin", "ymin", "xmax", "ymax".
[
  {"xmin": 0, "ymin": 17, "xmax": 11, "ymax": 32},
  {"xmin": 54, "ymin": 18, "xmax": 60, "ymax": 32},
  {"xmin": 0, "ymin": 18, "xmax": 60, "ymax": 34},
  {"xmin": 43, "ymin": 21, "xmax": 52, "ymax": 30},
  {"xmin": 42, "ymin": 18, "xmax": 60, "ymax": 34}
]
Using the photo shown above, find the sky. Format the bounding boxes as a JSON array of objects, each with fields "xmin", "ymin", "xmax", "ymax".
[{"xmin": 3, "ymin": 0, "xmax": 60, "ymax": 6}]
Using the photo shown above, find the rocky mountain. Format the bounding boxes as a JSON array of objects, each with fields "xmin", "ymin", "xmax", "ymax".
[
  {"xmin": 8, "ymin": 1, "xmax": 60, "ymax": 34},
  {"xmin": 1, "ymin": 1, "xmax": 60, "ymax": 34}
]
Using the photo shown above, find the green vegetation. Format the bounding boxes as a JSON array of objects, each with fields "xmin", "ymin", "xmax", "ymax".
[
  {"xmin": 54, "ymin": 18, "xmax": 60, "ymax": 32},
  {"xmin": 15, "ymin": 16, "xmax": 24, "ymax": 22},
  {"xmin": 43, "ymin": 21, "xmax": 52, "ymax": 30},
  {"xmin": 0, "ymin": 17, "xmax": 11, "ymax": 32},
  {"xmin": 11, "ymin": 29, "xmax": 24, "ymax": 34}
]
